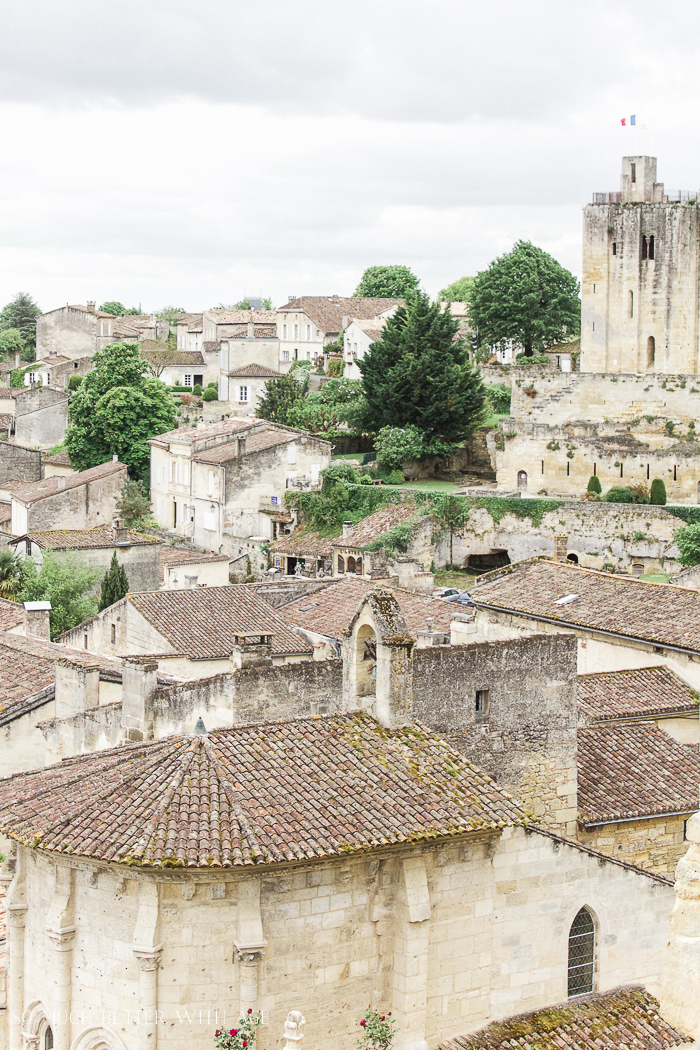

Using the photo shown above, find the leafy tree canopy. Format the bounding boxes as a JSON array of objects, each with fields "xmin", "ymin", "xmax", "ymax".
[
  {"xmin": 675, "ymin": 523, "xmax": 700, "ymax": 566},
  {"xmin": 65, "ymin": 342, "xmax": 178, "ymax": 485},
  {"xmin": 0, "ymin": 292, "xmax": 41, "ymax": 349},
  {"xmin": 99, "ymin": 551, "xmax": 130, "ymax": 611},
  {"xmin": 0, "ymin": 328, "xmax": 26, "ymax": 357},
  {"xmin": 256, "ymin": 371, "xmax": 306, "ymax": 425},
  {"xmin": 468, "ymin": 241, "xmax": 580, "ymax": 356},
  {"xmin": 99, "ymin": 301, "xmax": 141, "ymax": 316},
  {"xmin": 287, "ymin": 377, "xmax": 366, "ymax": 434},
  {"xmin": 438, "ymin": 276, "xmax": 474, "ymax": 302},
  {"xmin": 374, "ymin": 424, "xmax": 456, "ymax": 469},
  {"xmin": 18, "ymin": 552, "xmax": 99, "ymax": 639},
  {"xmin": 354, "ymin": 265, "xmax": 421, "ymax": 300},
  {"xmin": 359, "ymin": 291, "xmax": 487, "ymax": 442},
  {"xmin": 0, "ymin": 549, "xmax": 22, "ymax": 599},
  {"xmin": 115, "ymin": 479, "xmax": 152, "ymax": 528}
]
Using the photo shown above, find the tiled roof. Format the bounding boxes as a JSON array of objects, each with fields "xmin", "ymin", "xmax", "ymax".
[
  {"xmin": 227, "ymin": 363, "xmax": 279, "ymax": 377},
  {"xmin": 66, "ymin": 305, "xmax": 116, "ymax": 319},
  {"xmin": 440, "ymin": 987, "xmax": 692, "ymax": 1050},
  {"xmin": 193, "ymin": 428, "xmax": 295, "ymax": 464},
  {"xmin": 202, "ymin": 341, "xmax": 220, "ymax": 353},
  {"xmin": 207, "ymin": 309, "xmax": 278, "ymax": 324},
  {"xmin": 0, "ymin": 389, "xmax": 26, "ymax": 398},
  {"xmin": 473, "ymin": 559, "xmax": 700, "ymax": 653},
  {"xmin": 175, "ymin": 313, "xmax": 204, "ymax": 329},
  {"xmin": 160, "ymin": 545, "xmax": 230, "ymax": 582},
  {"xmin": 42, "ymin": 451, "xmax": 72, "ymax": 466},
  {"xmin": 280, "ymin": 576, "xmax": 454, "ymax": 640},
  {"xmin": 141, "ymin": 349, "xmax": 205, "ymax": 366},
  {"xmin": 0, "ymin": 712, "xmax": 524, "ymax": 866},
  {"xmin": 125, "ymin": 585, "xmax": 312, "ymax": 658},
  {"xmin": 350, "ymin": 318, "xmax": 386, "ymax": 339},
  {"xmin": 277, "ymin": 296, "xmax": 404, "ymax": 334},
  {"xmin": 149, "ymin": 418, "xmax": 260, "ymax": 444},
  {"xmin": 330, "ymin": 501, "xmax": 419, "ymax": 549},
  {"xmin": 0, "ymin": 632, "xmax": 131, "ymax": 720},
  {"xmin": 36, "ymin": 354, "xmax": 71, "ymax": 364},
  {"xmin": 270, "ymin": 529, "xmax": 333, "ymax": 558},
  {"xmin": 0, "ymin": 600, "xmax": 24, "ymax": 633},
  {"xmin": 578, "ymin": 666, "xmax": 700, "ymax": 721},
  {"xmin": 7, "ymin": 460, "xmax": 126, "ymax": 505},
  {"xmin": 12, "ymin": 528, "xmax": 160, "ymax": 551},
  {"xmin": 0, "ymin": 415, "xmax": 12, "ymax": 430},
  {"xmin": 578, "ymin": 721, "xmax": 700, "ymax": 824}
]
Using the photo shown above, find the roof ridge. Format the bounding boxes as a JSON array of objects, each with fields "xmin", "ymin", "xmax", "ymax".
[
  {"xmin": 126, "ymin": 739, "xmax": 197, "ymax": 865},
  {"xmin": 201, "ymin": 736, "xmax": 263, "ymax": 865}
]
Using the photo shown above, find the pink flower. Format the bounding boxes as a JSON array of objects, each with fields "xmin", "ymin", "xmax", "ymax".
[
  {"xmin": 230, "ymin": 1031, "xmax": 236, "ymax": 1037},
  {"xmin": 247, "ymin": 1009, "xmax": 252, "ymax": 1015},
  {"xmin": 243, "ymin": 1042, "xmax": 247, "ymax": 1047},
  {"xmin": 215, "ymin": 1032, "xmax": 221, "ymax": 1037},
  {"xmin": 381, "ymin": 1017, "xmax": 385, "ymax": 1022},
  {"xmin": 360, "ymin": 1020, "xmax": 366, "ymax": 1027}
]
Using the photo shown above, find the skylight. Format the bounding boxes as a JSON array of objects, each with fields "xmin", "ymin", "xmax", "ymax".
[{"xmin": 554, "ymin": 594, "xmax": 580, "ymax": 606}]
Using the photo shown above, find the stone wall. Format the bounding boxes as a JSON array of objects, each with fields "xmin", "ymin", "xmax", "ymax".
[
  {"xmin": 14, "ymin": 387, "xmax": 69, "ymax": 449},
  {"xmin": 22, "ymin": 464, "xmax": 127, "ymax": 533},
  {"xmin": 578, "ymin": 814, "xmax": 689, "ymax": 876},
  {"xmin": 412, "ymin": 634, "xmax": 578, "ymax": 834},
  {"xmin": 5, "ymin": 826, "xmax": 675, "ymax": 1050},
  {"xmin": 0, "ymin": 443, "xmax": 41, "ymax": 485},
  {"xmin": 37, "ymin": 541, "xmax": 162, "ymax": 594},
  {"xmin": 36, "ymin": 306, "xmax": 97, "ymax": 359}
]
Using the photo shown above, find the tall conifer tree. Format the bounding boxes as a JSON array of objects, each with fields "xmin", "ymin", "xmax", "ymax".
[{"xmin": 99, "ymin": 552, "xmax": 130, "ymax": 611}]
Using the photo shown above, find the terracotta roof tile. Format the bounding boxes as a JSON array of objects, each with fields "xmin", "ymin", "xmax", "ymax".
[
  {"xmin": 192, "ymin": 428, "xmax": 296, "ymax": 464},
  {"xmin": 0, "ymin": 712, "xmax": 524, "ymax": 866},
  {"xmin": 125, "ymin": 585, "xmax": 312, "ymax": 658},
  {"xmin": 277, "ymin": 296, "xmax": 404, "ymax": 334},
  {"xmin": 159, "ymin": 546, "xmax": 230, "ymax": 582},
  {"xmin": 42, "ymin": 451, "xmax": 72, "ymax": 466},
  {"xmin": 280, "ymin": 576, "xmax": 454, "ymax": 640},
  {"xmin": 440, "ymin": 987, "xmax": 692, "ymax": 1049},
  {"xmin": 270, "ymin": 529, "xmax": 333, "ymax": 558},
  {"xmin": 474, "ymin": 559, "xmax": 700, "ymax": 653},
  {"xmin": 578, "ymin": 721, "xmax": 700, "ymax": 824},
  {"xmin": 7, "ymin": 460, "xmax": 126, "ymax": 505},
  {"xmin": 207, "ymin": 309, "xmax": 278, "ymax": 324},
  {"xmin": 141, "ymin": 349, "xmax": 205, "ymax": 366},
  {"xmin": 150, "ymin": 418, "xmax": 261, "ymax": 444},
  {"xmin": 330, "ymin": 501, "xmax": 419, "ymax": 549},
  {"xmin": 578, "ymin": 665, "xmax": 700, "ymax": 721},
  {"xmin": 0, "ymin": 601, "xmax": 25, "ymax": 632},
  {"xmin": 227, "ymin": 363, "xmax": 279, "ymax": 377},
  {"xmin": 12, "ymin": 529, "xmax": 161, "ymax": 551}
]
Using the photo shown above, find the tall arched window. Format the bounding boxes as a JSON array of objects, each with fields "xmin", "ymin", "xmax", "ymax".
[
  {"xmin": 568, "ymin": 907, "xmax": 595, "ymax": 996},
  {"xmin": 647, "ymin": 336, "xmax": 655, "ymax": 369},
  {"xmin": 45, "ymin": 1028, "xmax": 54, "ymax": 1050}
]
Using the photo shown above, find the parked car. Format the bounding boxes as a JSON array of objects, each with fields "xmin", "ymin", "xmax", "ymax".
[
  {"xmin": 433, "ymin": 587, "xmax": 460, "ymax": 599},
  {"xmin": 456, "ymin": 591, "xmax": 475, "ymax": 607}
]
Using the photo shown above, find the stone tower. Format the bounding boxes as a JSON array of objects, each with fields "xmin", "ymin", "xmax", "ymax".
[{"xmin": 581, "ymin": 156, "xmax": 700, "ymax": 375}]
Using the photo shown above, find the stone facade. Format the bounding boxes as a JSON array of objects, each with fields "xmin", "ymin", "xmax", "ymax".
[
  {"xmin": 0, "ymin": 444, "xmax": 41, "ymax": 487},
  {"xmin": 13, "ymin": 388, "xmax": 69, "ymax": 451},
  {"xmin": 661, "ymin": 811, "xmax": 700, "ymax": 1039},
  {"xmin": 581, "ymin": 156, "xmax": 700, "ymax": 375},
  {"xmin": 26, "ymin": 354, "xmax": 92, "ymax": 391},
  {"xmin": 11, "ymin": 532, "xmax": 163, "ymax": 595},
  {"xmin": 578, "ymin": 814, "xmax": 689, "ymax": 877},
  {"xmin": 9, "ymin": 462, "xmax": 128, "ymax": 536},
  {"xmin": 36, "ymin": 305, "xmax": 117, "ymax": 360}
]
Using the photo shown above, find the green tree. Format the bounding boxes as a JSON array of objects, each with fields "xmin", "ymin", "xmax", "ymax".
[
  {"xmin": 0, "ymin": 292, "xmax": 41, "ymax": 352},
  {"xmin": 99, "ymin": 301, "xmax": 140, "ymax": 316},
  {"xmin": 354, "ymin": 265, "xmax": 421, "ymax": 300},
  {"xmin": 115, "ymin": 479, "xmax": 151, "ymax": 528},
  {"xmin": 0, "ymin": 549, "xmax": 22, "ymax": 598},
  {"xmin": 374, "ymin": 425, "xmax": 456, "ymax": 468},
  {"xmin": 99, "ymin": 552, "xmax": 130, "ymax": 611},
  {"xmin": 18, "ymin": 552, "xmax": 99, "ymax": 639},
  {"xmin": 485, "ymin": 382, "xmax": 511, "ymax": 415},
  {"xmin": 650, "ymin": 478, "xmax": 667, "ymax": 505},
  {"xmin": 65, "ymin": 343, "xmax": 178, "ymax": 485},
  {"xmin": 257, "ymin": 371, "xmax": 306, "ymax": 425},
  {"xmin": 674, "ymin": 523, "xmax": 700, "ymax": 566},
  {"xmin": 438, "ymin": 276, "xmax": 474, "ymax": 302},
  {"xmin": 0, "ymin": 328, "xmax": 26, "ymax": 358},
  {"xmin": 359, "ymin": 292, "xmax": 486, "ymax": 441},
  {"xmin": 468, "ymin": 241, "xmax": 580, "ymax": 357},
  {"xmin": 587, "ymin": 475, "xmax": 602, "ymax": 495}
]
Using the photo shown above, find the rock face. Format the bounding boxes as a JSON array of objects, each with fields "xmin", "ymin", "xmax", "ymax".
[{"xmin": 661, "ymin": 811, "xmax": 700, "ymax": 1038}]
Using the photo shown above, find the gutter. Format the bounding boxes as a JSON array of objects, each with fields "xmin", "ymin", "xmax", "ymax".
[
  {"xmin": 0, "ymin": 684, "xmax": 54, "ymax": 728},
  {"xmin": 474, "ymin": 601, "xmax": 700, "ymax": 658},
  {"xmin": 580, "ymin": 807, "xmax": 696, "ymax": 829}
]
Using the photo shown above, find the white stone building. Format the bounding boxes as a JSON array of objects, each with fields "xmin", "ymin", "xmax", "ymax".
[
  {"xmin": 276, "ymin": 297, "xmax": 403, "ymax": 372},
  {"xmin": 149, "ymin": 419, "xmax": 331, "ymax": 549},
  {"xmin": 218, "ymin": 363, "xmax": 279, "ymax": 415}
]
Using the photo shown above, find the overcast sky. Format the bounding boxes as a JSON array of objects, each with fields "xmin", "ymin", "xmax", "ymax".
[{"xmin": 2, "ymin": 0, "xmax": 700, "ymax": 312}]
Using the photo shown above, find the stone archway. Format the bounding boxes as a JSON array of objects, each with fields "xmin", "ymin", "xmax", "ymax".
[
  {"xmin": 70, "ymin": 1028, "xmax": 130, "ymax": 1050},
  {"xmin": 647, "ymin": 335, "xmax": 656, "ymax": 370},
  {"xmin": 517, "ymin": 470, "xmax": 528, "ymax": 491}
]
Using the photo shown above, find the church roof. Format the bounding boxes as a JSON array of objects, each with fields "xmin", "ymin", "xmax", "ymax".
[
  {"xmin": 440, "ymin": 987, "xmax": 691, "ymax": 1049},
  {"xmin": 578, "ymin": 665, "xmax": 700, "ymax": 721},
  {"xmin": 0, "ymin": 713, "xmax": 524, "ymax": 867}
]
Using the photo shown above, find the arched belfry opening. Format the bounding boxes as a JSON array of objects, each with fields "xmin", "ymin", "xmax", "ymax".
[
  {"xmin": 568, "ymin": 907, "xmax": 596, "ymax": 996},
  {"xmin": 342, "ymin": 586, "xmax": 414, "ymax": 729},
  {"xmin": 647, "ymin": 335, "xmax": 656, "ymax": 369}
]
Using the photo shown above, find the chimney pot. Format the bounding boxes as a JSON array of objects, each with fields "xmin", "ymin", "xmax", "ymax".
[
  {"xmin": 342, "ymin": 520, "xmax": 352, "ymax": 538},
  {"xmin": 23, "ymin": 600, "xmax": 52, "ymax": 640},
  {"xmin": 87, "ymin": 301, "xmax": 96, "ymax": 314},
  {"xmin": 56, "ymin": 476, "xmax": 66, "ymax": 490},
  {"xmin": 112, "ymin": 453, "xmax": 118, "ymax": 462},
  {"xmin": 238, "ymin": 435, "xmax": 247, "ymax": 459},
  {"xmin": 120, "ymin": 657, "xmax": 159, "ymax": 741}
]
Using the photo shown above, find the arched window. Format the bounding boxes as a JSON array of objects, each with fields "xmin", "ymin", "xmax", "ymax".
[
  {"xmin": 517, "ymin": 470, "xmax": 527, "ymax": 490},
  {"xmin": 568, "ymin": 907, "xmax": 595, "ymax": 996},
  {"xmin": 347, "ymin": 556, "xmax": 356, "ymax": 573},
  {"xmin": 567, "ymin": 553, "xmax": 579, "ymax": 564},
  {"xmin": 649, "ymin": 235, "xmax": 655, "ymax": 260},
  {"xmin": 647, "ymin": 336, "xmax": 655, "ymax": 369},
  {"xmin": 337, "ymin": 555, "xmax": 345, "ymax": 574},
  {"xmin": 641, "ymin": 235, "xmax": 648, "ymax": 260},
  {"xmin": 355, "ymin": 557, "xmax": 362, "ymax": 574},
  {"xmin": 45, "ymin": 1028, "xmax": 54, "ymax": 1050}
]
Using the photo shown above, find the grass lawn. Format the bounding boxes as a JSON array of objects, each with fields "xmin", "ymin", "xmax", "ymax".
[
  {"xmin": 434, "ymin": 569, "xmax": 477, "ymax": 589},
  {"xmin": 331, "ymin": 452, "xmax": 366, "ymax": 461},
  {"xmin": 639, "ymin": 573, "xmax": 671, "ymax": 584},
  {"xmin": 391, "ymin": 480, "xmax": 462, "ymax": 492},
  {"xmin": 481, "ymin": 412, "xmax": 510, "ymax": 428}
]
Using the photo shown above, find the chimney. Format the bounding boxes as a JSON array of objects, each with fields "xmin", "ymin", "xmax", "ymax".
[
  {"xmin": 238, "ymin": 434, "xmax": 247, "ymax": 459},
  {"xmin": 87, "ymin": 301, "xmax": 96, "ymax": 314},
  {"xmin": 184, "ymin": 573, "xmax": 198, "ymax": 589},
  {"xmin": 554, "ymin": 534, "xmax": 569, "ymax": 562},
  {"xmin": 342, "ymin": 520, "xmax": 352, "ymax": 538},
  {"xmin": 56, "ymin": 476, "xmax": 66, "ymax": 490},
  {"xmin": 55, "ymin": 658, "xmax": 100, "ymax": 718},
  {"xmin": 112, "ymin": 453, "xmax": 118, "ymax": 462},
  {"xmin": 230, "ymin": 634, "xmax": 272, "ymax": 671},
  {"xmin": 120, "ymin": 658, "xmax": 159, "ymax": 742},
  {"xmin": 14, "ymin": 352, "xmax": 20, "ymax": 368},
  {"xmin": 49, "ymin": 350, "xmax": 56, "ymax": 359},
  {"xmin": 113, "ymin": 518, "xmax": 127, "ymax": 543},
  {"xmin": 23, "ymin": 600, "xmax": 52, "ymax": 640},
  {"xmin": 247, "ymin": 321, "xmax": 255, "ymax": 338}
]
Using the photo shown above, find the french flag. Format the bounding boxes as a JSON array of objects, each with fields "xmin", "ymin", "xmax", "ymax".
[{"xmin": 621, "ymin": 115, "xmax": 636, "ymax": 126}]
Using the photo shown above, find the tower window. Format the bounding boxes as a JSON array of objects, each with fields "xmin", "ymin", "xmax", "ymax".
[
  {"xmin": 647, "ymin": 463, "xmax": 650, "ymax": 480},
  {"xmin": 641, "ymin": 235, "xmax": 647, "ymax": 260},
  {"xmin": 612, "ymin": 242, "xmax": 617, "ymax": 255},
  {"xmin": 45, "ymin": 1028, "xmax": 54, "ymax": 1050},
  {"xmin": 541, "ymin": 460, "xmax": 544, "ymax": 475},
  {"xmin": 620, "ymin": 463, "xmax": 624, "ymax": 478},
  {"xmin": 647, "ymin": 335, "xmax": 655, "ymax": 369},
  {"xmin": 568, "ymin": 908, "xmax": 595, "ymax": 997},
  {"xmin": 631, "ymin": 162, "xmax": 636, "ymax": 183},
  {"xmin": 593, "ymin": 463, "xmax": 597, "ymax": 476},
  {"xmin": 649, "ymin": 235, "xmax": 655, "ymax": 260},
  {"xmin": 567, "ymin": 461, "xmax": 570, "ymax": 476},
  {"xmin": 629, "ymin": 290, "xmax": 634, "ymax": 317},
  {"xmin": 593, "ymin": 284, "xmax": 596, "ymax": 293},
  {"xmin": 674, "ymin": 465, "xmax": 677, "ymax": 481},
  {"xmin": 475, "ymin": 689, "xmax": 490, "ymax": 716}
]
